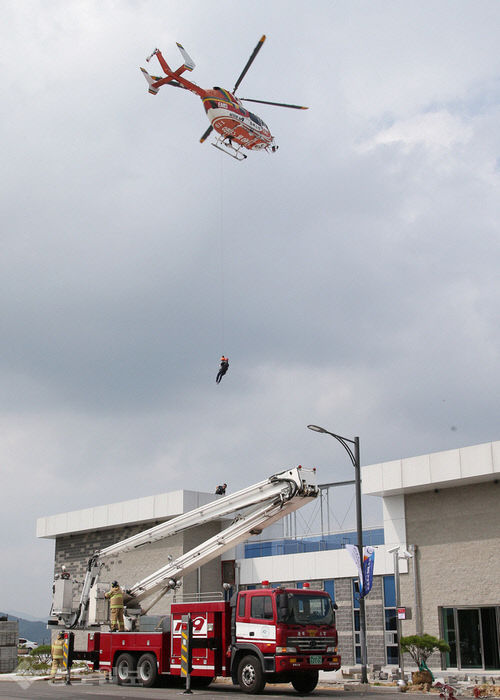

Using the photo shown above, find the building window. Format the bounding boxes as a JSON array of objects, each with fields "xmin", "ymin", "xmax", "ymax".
[{"xmin": 383, "ymin": 575, "xmax": 398, "ymax": 665}]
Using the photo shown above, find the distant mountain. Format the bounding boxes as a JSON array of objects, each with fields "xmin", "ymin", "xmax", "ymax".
[
  {"xmin": 1, "ymin": 612, "xmax": 50, "ymax": 646},
  {"xmin": 7, "ymin": 610, "xmax": 45, "ymax": 623}
]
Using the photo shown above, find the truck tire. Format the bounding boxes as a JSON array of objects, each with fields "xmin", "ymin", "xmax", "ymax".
[
  {"xmin": 114, "ymin": 653, "xmax": 136, "ymax": 685},
  {"xmin": 137, "ymin": 653, "xmax": 158, "ymax": 688},
  {"xmin": 291, "ymin": 670, "xmax": 319, "ymax": 694},
  {"xmin": 237, "ymin": 655, "xmax": 266, "ymax": 694}
]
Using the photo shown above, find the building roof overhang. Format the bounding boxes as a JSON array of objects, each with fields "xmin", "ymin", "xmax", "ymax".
[
  {"xmin": 36, "ymin": 489, "xmax": 216, "ymax": 539},
  {"xmin": 362, "ymin": 440, "xmax": 500, "ymax": 497}
]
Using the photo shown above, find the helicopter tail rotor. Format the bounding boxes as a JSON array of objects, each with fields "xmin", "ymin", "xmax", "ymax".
[{"xmin": 146, "ymin": 49, "xmax": 160, "ymax": 63}]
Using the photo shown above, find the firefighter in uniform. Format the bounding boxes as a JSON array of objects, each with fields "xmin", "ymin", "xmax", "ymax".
[
  {"xmin": 105, "ymin": 580, "xmax": 125, "ymax": 631},
  {"xmin": 50, "ymin": 631, "xmax": 65, "ymax": 679}
]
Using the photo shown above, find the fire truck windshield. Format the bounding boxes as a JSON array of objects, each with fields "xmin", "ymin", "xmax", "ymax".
[{"xmin": 278, "ymin": 593, "xmax": 334, "ymax": 626}]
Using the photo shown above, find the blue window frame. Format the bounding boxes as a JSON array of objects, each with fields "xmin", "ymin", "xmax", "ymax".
[
  {"xmin": 383, "ymin": 575, "xmax": 396, "ymax": 607},
  {"xmin": 383, "ymin": 575, "xmax": 398, "ymax": 665},
  {"xmin": 324, "ymin": 579, "xmax": 335, "ymax": 603},
  {"xmin": 352, "ymin": 579, "xmax": 360, "ymax": 609}
]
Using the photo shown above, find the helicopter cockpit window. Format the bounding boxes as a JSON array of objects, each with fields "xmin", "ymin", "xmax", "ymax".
[{"xmin": 249, "ymin": 112, "xmax": 265, "ymax": 127}]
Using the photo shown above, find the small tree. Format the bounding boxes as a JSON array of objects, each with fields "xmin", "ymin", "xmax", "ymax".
[
  {"xmin": 16, "ymin": 645, "xmax": 53, "ymax": 675},
  {"xmin": 29, "ymin": 645, "xmax": 52, "ymax": 664},
  {"xmin": 400, "ymin": 634, "xmax": 450, "ymax": 670}
]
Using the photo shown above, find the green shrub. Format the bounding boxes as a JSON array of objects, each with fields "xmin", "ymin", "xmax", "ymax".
[{"xmin": 29, "ymin": 645, "xmax": 52, "ymax": 664}]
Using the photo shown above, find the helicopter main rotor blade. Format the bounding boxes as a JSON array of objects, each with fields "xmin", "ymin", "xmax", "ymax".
[
  {"xmin": 240, "ymin": 97, "xmax": 308, "ymax": 110},
  {"xmin": 200, "ymin": 124, "xmax": 214, "ymax": 143},
  {"xmin": 232, "ymin": 35, "xmax": 266, "ymax": 94}
]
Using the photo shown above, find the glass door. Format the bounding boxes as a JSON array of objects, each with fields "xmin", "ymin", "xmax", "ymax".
[
  {"xmin": 442, "ymin": 607, "xmax": 500, "ymax": 670},
  {"xmin": 481, "ymin": 608, "xmax": 500, "ymax": 669},
  {"xmin": 457, "ymin": 609, "xmax": 482, "ymax": 668}
]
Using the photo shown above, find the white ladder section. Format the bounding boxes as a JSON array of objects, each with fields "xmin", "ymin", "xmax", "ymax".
[{"xmin": 100, "ymin": 466, "xmax": 314, "ymax": 558}]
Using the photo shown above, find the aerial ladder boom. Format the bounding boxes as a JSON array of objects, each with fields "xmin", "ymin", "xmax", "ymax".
[
  {"xmin": 96, "ymin": 466, "xmax": 313, "ymax": 559},
  {"xmin": 130, "ymin": 474, "xmax": 317, "ymax": 604},
  {"xmin": 50, "ymin": 466, "xmax": 318, "ymax": 628}
]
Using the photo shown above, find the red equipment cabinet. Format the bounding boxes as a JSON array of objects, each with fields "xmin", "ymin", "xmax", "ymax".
[{"xmin": 170, "ymin": 601, "xmax": 231, "ymax": 678}]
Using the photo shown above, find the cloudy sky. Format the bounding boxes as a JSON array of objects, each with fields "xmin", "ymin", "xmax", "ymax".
[{"xmin": 1, "ymin": 0, "xmax": 500, "ymax": 618}]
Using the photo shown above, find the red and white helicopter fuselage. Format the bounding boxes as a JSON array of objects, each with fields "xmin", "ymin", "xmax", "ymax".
[
  {"xmin": 201, "ymin": 88, "xmax": 273, "ymax": 152},
  {"xmin": 140, "ymin": 38, "xmax": 305, "ymax": 160}
]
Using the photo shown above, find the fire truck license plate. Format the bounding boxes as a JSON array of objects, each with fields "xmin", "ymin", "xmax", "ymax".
[{"xmin": 310, "ymin": 655, "xmax": 322, "ymax": 664}]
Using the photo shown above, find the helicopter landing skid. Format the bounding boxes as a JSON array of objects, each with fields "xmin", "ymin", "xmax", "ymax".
[{"xmin": 211, "ymin": 137, "xmax": 247, "ymax": 161}]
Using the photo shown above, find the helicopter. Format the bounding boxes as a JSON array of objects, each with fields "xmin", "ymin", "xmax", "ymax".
[{"xmin": 140, "ymin": 35, "xmax": 307, "ymax": 161}]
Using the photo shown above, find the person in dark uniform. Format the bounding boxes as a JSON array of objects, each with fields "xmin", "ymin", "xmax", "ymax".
[
  {"xmin": 216, "ymin": 356, "xmax": 229, "ymax": 383},
  {"xmin": 215, "ymin": 483, "xmax": 227, "ymax": 495}
]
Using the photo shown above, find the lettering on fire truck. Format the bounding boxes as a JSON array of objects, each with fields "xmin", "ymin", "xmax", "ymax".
[{"xmin": 172, "ymin": 615, "xmax": 207, "ymax": 637}]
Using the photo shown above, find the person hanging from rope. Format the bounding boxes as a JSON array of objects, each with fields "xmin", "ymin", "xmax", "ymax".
[{"xmin": 216, "ymin": 355, "xmax": 229, "ymax": 383}]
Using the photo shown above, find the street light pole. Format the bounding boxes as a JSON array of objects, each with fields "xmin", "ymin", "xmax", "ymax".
[
  {"xmin": 393, "ymin": 549, "xmax": 403, "ymax": 679},
  {"xmin": 388, "ymin": 546, "xmax": 412, "ymax": 682},
  {"xmin": 307, "ymin": 425, "xmax": 368, "ymax": 684}
]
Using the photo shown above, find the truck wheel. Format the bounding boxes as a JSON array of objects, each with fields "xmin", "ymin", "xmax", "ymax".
[
  {"xmin": 238, "ymin": 655, "xmax": 266, "ymax": 694},
  {"xmin": 291, "ymin": 670, "xmax": 319, "ymax": 694},
  {"xmin": 114, "ymin": 653, "xmax": 136, "ymax": 685},
  {"xmin": 137, "ymin": 653, "xmax": 158, "ymax": 688}
]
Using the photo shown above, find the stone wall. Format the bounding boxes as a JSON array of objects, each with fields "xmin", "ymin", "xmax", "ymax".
[
  {"xmin": 333, "ymin": 576, "xmax": 387, "ymax": 667},
  {"xmin": 399, "ymin": 481, "xmax": 500, "ymax": 641},
  {"xmin": 0, "ymin": 619, "xmax": 18, "ymax": 673},
  {"xmin": 365, "ymin": 576, "xmax": 386, "ymax": 666},
  {"xmin": 335, "ymin": 578, "xmax": 354, "ymax": 665}
]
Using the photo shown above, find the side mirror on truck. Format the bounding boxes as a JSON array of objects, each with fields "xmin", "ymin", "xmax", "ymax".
[{"xmin": 277, "ymin": 593, "xmax": 290, "ymax": 621}]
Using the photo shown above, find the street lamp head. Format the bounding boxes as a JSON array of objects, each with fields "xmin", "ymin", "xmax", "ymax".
[
  {"xmin": 307, "ymin": 424, "xmax": 328, "ymax": 434},
  {"xmin": 388, "ymin": 545, "xmax": 413, "ymax": 559}
]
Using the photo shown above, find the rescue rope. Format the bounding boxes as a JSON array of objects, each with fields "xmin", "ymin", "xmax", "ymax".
[{"xmin": 219, "ymin": 154, "xmax": 226, "ymax": 352}]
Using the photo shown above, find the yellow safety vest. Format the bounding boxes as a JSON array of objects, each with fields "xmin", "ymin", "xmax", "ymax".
[
  {"xmin": 105, "ymin": 586, "xmax": 124, "ymax": 609},
  {"xmin": 52, "ymin": 638, "xmax": 64, "ymax": 659}
]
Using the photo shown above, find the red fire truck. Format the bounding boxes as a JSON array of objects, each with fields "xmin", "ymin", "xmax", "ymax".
[
  {"xmin": 83, "ymin": 586, "xmax": 340, "ymax": 694},
  {"xmin": 50, "ymin": 467, "xmax": 341, "ymax": 694}
]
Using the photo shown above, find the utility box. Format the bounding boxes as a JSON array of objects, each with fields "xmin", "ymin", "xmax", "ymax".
[
  {"xmin": 88, "ymin": 583, "xmax": 110, "ymax": 626},
  {"xmin": 53, "ymin": 578, "xmax": 74, "ymax": 615}
]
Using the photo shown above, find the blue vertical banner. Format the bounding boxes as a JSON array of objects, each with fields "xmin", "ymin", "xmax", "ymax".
[
  {"xmin": 361, "ymin": 546, "xmax": 375, "ymax": 597},
  {"xmin": 346, "ymin": 544, "xmax": 364, "ymax": 595}
]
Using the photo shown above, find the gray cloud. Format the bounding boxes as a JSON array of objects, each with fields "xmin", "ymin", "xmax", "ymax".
[{"xmin": 1, "ymin": 0, "xmax": 500, "ymax": 617}]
